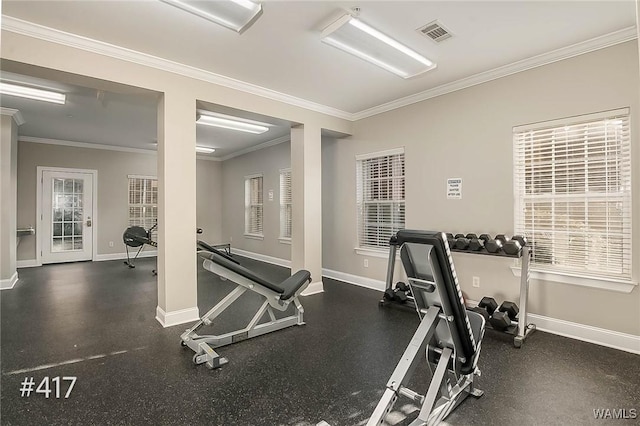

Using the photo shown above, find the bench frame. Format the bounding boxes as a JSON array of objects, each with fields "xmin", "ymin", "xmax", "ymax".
[{"xmin": 181, "ymin": 255, "xmax": 307, "ymax": 369}]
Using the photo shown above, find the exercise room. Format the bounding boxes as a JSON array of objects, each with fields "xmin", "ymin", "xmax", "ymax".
[{"xmin": 0, "ymin": 1, "xmax": 638, "ymax": 425}]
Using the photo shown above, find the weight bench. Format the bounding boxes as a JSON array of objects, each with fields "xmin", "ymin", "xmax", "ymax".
[
  {"xmin": 180, "ymin": 241, "xmax": 312, "ymax": 369},
  {"xmin": 368, "ymin": 230, "xmax": 485, "ymax": 426}
]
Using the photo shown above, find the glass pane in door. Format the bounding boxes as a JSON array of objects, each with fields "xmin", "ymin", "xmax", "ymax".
[{"xmin": 51, "ymin": 178, "xmax": 84, "ymax": 252}]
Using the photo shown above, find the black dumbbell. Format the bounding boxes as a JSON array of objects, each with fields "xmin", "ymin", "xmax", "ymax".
[
  {"xmin": 499, "ymin": 301, "xmax": 519, "ymax": 320},
  {"xmin": 478, "ymin": 296, "xmax": 498, "ymax": 315},
  {"xmin": 465, "ymin": 233, "xmax": 478, "ymax": 240},
  {"xmin": 495, "ymin": 234, "xmax": 510, "ymax": 244},
  {"xmin": 479, "ymin": 233, "xmax": 492, "ymax": 242},
  {"xmin": 396, "ymin": 281, "xmax": 409, "ymax": 292},
  {"xmin": 511, "ymin": 235, "xmax": 528, "ymax": 247},
  {"xmin": 383, "ymin": 288, "xmax": 396, "ymax": 302},
  {"xmin": 468, "ymin": 238, "xmax": 484, "ymax": 251},
  {"xmin": 446, "ymin": 233, "xmax": 455, "ymax": 247},
  {"xmin": 469, "ymin": 306, "xmax": 490, "ymax": 323},
  {"xmin": 394, "ymin": 288, "xmax": 408, "ymax": 303},
  {"xmin": 454, "ymin": 238, "xmax": 470, "ymax": 250},
  {"xmin": 454, "ymin": 233, "xmax": 465, "ymax": 239},
  {"xmin": 490, "ymin": 311, "xmax": 512, "ymax": 331},
  {"xmin": 503, "ymin": 240, "xmax": 522, "ymax": 256},
  {"xmin": 484, "ymin": 239, "xmax": 503, "ymax": 253}
]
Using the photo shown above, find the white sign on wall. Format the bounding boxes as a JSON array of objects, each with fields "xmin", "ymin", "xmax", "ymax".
[
  {"xmin": 447, "ymin": 178, "xmax": 462, "ymax": 199},
  {"xmin": 268, "ymin": 189, "xmax": 274, "ymax": 201}
]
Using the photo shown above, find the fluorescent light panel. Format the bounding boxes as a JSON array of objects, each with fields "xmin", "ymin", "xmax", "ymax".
[
  {"xmin": 0, "ymin": 82, "xmax": 66, "ymax": 104},
  {"xmin": 321, "ymin": 14, "xmax": 436, "ymax": 78},
  {"xmin": 159, "ymin": 0, "xmax": 262, "ymax": 34},
  {"xmin": 195, "ymin": 146, "xmax": 215, "ymax": 154},
  {"xmin": 197, "ymin": 112, "xmax": 270, "ymax": 134}
]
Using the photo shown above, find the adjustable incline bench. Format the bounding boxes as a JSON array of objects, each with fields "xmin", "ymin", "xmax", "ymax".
[
  {"xmin": 368, "ymin": 230, "xmax": 485, "ymax": 426},
  {"xmin": 180, "ymin": 241, "xmax": 312, "ymax": 369}
]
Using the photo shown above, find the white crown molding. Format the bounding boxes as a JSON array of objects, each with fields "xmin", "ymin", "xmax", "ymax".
[
  {"xmin": 1, "ymin": 15, "xmax": 352, "ymax": 121},
  {"xmin": 196, "ymin": 154, "xmax": 222, "ymax": 162},
  {"xmin": 0, "ymin": 107, "xmax": 26, "ymax": 125},
  {"xmin": 353, "ymin": 26, "xmax": 638, "ymax": 120},
  {"xmin": 220, "ymin": 135, "xmax": 290, "ymax": 161},
  {"xmin": 2, "ymin": 16, "xmax": 635, "ymax": 123},
  {"xmin": 19, "ymin": 135, "xmax": 157, "ymax": 155}
]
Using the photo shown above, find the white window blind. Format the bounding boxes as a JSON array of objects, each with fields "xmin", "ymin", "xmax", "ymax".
[
  {"xmin": 356, "ymin": 149, "xmax": 405, "ymax": 249},
  {"xmin": 128, "ymin": 175, "xmax": 158, "ymax": 239},
  {"xmin": 245, "ymin": 175, "xmax": 263, "ymax": 236},
  {"xmin": 279, "ymin": 169, "xmax": 292, "ymax": 239},
  {"xmin": 514, "ymin": 109, "xmax": 631, "ymax": 280}
]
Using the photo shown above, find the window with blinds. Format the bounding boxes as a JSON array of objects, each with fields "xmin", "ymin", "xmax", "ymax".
[
  {"xmin": 356, "ymin": 149, "xmax": 405, "ymax": 249},
  {"xmin": 279, "ymin": 169, "xmax": 292, "ymax": 240},
  {"xmin": 513, "ymin": 108, "xmax": 631, "ymax": 280},
  {"xmin": 245, "ymin": 175, "xmax": 263, "ymax": 236},
  {"xmin": 128, "ymin": 175, "xmax": 158, "ymax": 239}
]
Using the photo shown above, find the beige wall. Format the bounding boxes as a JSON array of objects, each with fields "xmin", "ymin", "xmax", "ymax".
[
  {"xmin": 0, "ymin": 115, "xmax": 18, "ymax": 280},
  {"xmin": 322, "ymin": 41, "xmax": 640, "ymax": 336},
  {"xmin": 221, "ymin": 141, "xmax": 291, "ymax": 260},
  {"xmin": 196, "ymin": 159, "xmax": 223, "ymax": 245},
  {"xmin": 16, "ymin": 141, "xmax": 222, "ymax": 261}
]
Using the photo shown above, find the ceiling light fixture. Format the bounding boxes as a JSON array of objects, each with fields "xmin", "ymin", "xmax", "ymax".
[
  {"xmin": 159, "ymin": 0, "xmax": 263, "ymax": 34},
  {"xmin": 321, "ymin": 13, "xmax": 436, "ymax": 79},
  {"xmin": 196, "ymin": 112, "xmax": 270, "ymax": 134},
  {"xmin": 0, "ymin": 82, "xmax": 66, "ymax": 104},
  {"xmin": 195, "ymin": 146, "xmax": 216, "ymax": 154}
]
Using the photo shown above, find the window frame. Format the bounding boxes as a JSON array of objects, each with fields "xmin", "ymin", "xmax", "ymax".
[
  {"xmin": 355, "ymin": 148, "xmax": 406, "ymax": 253},
  {"xmin": 279, "ymin": 168, "xmax": 292, "ymax": 243},
  {"xmin": 244, "ymin": 174, "xmax": 264, "ymax": 239},
  {"xmin": 512, "ymin": 108, "xmax": 635, "ymax": 293},
  {"xmin": 127, "ymin": 175, "xmax": 158, "ymax": 240}
]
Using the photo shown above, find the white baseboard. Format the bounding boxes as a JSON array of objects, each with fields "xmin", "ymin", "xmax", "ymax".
[
  {"xmin": 0, "ymin": 272, "xmax": 19, "ymax": 290},
  {"xmin": 528, "ymin": 313, "xmax": 640, "ymax": 355},
  {"xmin": 232, "ymin": 248, "xmax": 291, "ymax": 268},
  {"xmin": 95, "ymin": 250, "xmax": 158, "ymax": 262},
  {"xmin": 465, "ymin": 298, "xmax": 639, "ymax": 355},
  {"xmin": 301, "ymin": 281, "xmax": 324, "ymax": 296},
  {"xmin": 155, "ymin": 306, "xmax": 200, "ymax": 328},
  {"xmin": 322, "ymin": 268, "xmax": 386, "ymax": 292},
  {"xmin": 17, "ymin": 259, "xmax": 39, "ymax": 268}
]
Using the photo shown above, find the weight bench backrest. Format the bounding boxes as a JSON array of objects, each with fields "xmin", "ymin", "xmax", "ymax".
[{"xmin": 395, "ymin": 230, "xmax": 478, "ymax": 375}]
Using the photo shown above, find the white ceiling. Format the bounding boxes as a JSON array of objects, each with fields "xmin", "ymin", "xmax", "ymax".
[{"xmin": 0, "ymin": 1, "xmax": 637, "ymax": 155}]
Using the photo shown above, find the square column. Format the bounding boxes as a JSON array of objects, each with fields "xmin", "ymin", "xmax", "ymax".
[
  {"xmin": 0, "ymin": 113, "xmax": 19, "ymax": 290},
  {"xmin": 290, "ymin": 124, "xmax": 323, "ymax": 294},
  {"xmin": 156, "ymin": 91, "xmax": 199, "ymax": 326}
]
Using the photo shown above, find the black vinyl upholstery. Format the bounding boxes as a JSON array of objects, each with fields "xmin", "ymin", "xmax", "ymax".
[
  {"xmin": 395, "ymin": 230, "xmax": 479, "ymax": 374},
  {"xmin": 198, "ymin": 241, "xmax": 311, "ymax": 300}
]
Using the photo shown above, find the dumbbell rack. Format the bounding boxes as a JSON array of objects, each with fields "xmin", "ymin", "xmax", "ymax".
[
  {"xmin": 450, "ymin": 244, "xmax": 536, "ymax": 348},
  {"xmin": 380, "ymin": 233, "xmax": 536, "ymax": 347}
]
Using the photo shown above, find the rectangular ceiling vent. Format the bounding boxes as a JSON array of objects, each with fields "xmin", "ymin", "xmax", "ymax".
[{"xmin": 417, "ymin": 21, "xmax": 452, "ymax": 43}]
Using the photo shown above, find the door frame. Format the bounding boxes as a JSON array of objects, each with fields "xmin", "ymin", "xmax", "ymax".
[{"xmin": 36, "ymin": 166, "xmax": 98, "ymax": 266}]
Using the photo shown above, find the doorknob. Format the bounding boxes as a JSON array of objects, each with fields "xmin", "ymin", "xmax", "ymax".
[{"xmin": 86, "ymin": 217, "xmax": 92, "ymax": 227}]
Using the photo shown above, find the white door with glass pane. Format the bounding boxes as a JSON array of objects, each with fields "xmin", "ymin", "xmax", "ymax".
[{"xmin": 40, "ymin": 170, "xmax": 94, "ymax": 264}]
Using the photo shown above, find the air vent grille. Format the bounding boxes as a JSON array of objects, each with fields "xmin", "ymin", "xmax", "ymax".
[{"xmin": 417, "ymin": 21, "xmax": 452, "ymax": 42}]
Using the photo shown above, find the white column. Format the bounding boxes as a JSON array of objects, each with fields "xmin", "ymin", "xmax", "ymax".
[
  {"xmin": 156, "ymin": 91, "xmax": 199, "ymax": 326},
  {"xmin": 290, "ymin": 124, "xmax": 323, "ymax": 294},
  {"xmin": 0, "ymin": 113, "xmax": 19, "ymax": 290}
]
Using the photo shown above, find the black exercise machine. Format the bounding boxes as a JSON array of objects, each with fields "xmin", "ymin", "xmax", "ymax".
[
  {"xmin": 180, "ymin": 241, "xmax": 312, "ymax": 369},
  {"xmin": 123, "ymin": 223, "xmax": 158, "ymax": 269},
  {"xmin": 368, "ymin": 230, "xmax": 485, "ymax": 426}
]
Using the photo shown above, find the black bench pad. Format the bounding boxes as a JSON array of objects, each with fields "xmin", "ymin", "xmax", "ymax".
[{"xmin": 199, "ymin": 241, "xmax": 311, "ymax": 299}]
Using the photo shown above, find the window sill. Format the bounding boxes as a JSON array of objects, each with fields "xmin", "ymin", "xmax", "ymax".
[
  {"xmin": 279, "ymin": 238, "xmax": 291, "ymax": 245},
  {"xmin": 354, "ymin": 247, "xmax": 394, "ymax": 259},
  {"xmin": 244, "ymin": 234, "xmax": 264, "ymax": 241},
  {"xmin": 510, "ymin": 266, "xmax": 637, "ymax": 293}
]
